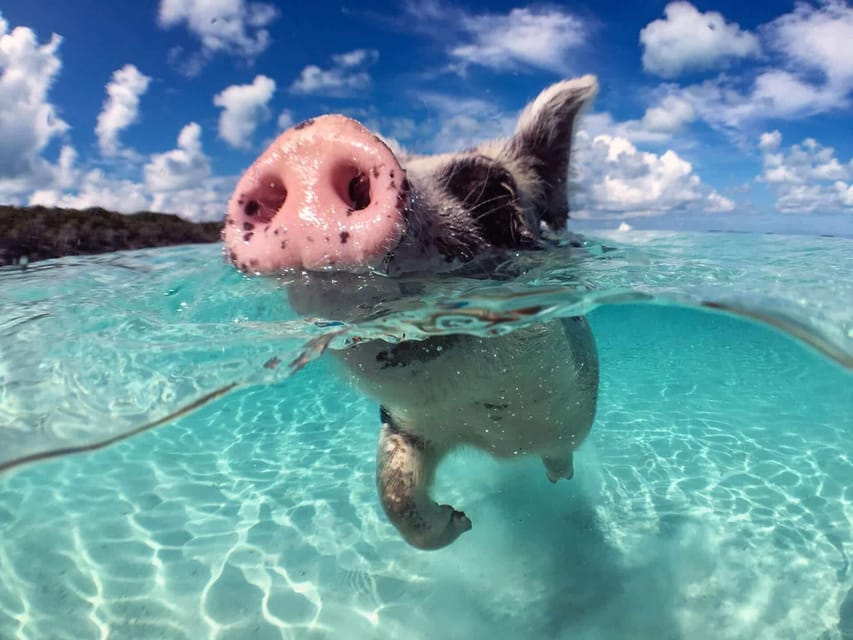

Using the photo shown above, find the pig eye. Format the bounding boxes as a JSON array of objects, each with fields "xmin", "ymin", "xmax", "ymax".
[
  {"xmin": 441, "ymin": 156, "xmax": 533, "ymax": 249},
  {"xmin": 441, "ymin": 156, "xmax": 517, "ymax": 212}
]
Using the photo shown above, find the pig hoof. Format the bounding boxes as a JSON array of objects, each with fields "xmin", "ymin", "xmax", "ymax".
[
  {"xmin": 543, "ymin": 452, "xmax": 574, "ymax": 483},
  {"xmin": 405, "ymin": 504, "xmax": 472, "ymax": 550}
]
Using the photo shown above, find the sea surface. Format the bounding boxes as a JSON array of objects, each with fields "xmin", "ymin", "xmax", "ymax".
[{"xmin": 0, "ymin": 230, "xmax": 850, "ymax": 639}]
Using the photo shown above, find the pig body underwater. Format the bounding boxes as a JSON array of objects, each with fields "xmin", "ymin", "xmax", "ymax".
[{"xmin": 224, "ymin": 76, "xmax": 600, "ymax": 550}]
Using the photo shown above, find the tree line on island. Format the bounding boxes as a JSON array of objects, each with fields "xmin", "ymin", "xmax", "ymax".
[{"xmin": 0, "ymin": 205, "xmax": 223, "ymax": 266}]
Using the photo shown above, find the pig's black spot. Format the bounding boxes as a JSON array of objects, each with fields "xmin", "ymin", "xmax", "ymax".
[
  {"xmin": 390, "ymin": 170, "xmax": 395, "ymax": 179},
  {"xmin": 274, "ymin": 228, "xmax": 280, "ymax": 235},
  {"xmin": 243, "ymin": 232, "xmax": 254, "ymax": 242},
  {"xmin": 249, "ymin": 258, "xmax": 259, "ymax": 267},
  {"xmin": 371, "ymin": 166, "xmax": 380, "ymax": 179},
  {"xmin": 239, "ymin": 262, "xmax": 249, "ymax": 272},
  {"xmin": 293, "ymin": 118, "xmax": 315, "ymax": 130},
  {"xmin": 243, "ymin": 221, "xmax": 255, "ymax": 231},
  {"xmin": 226, "ymin": 217, "xmax": 235, "ymax": 225},
  {"xmin": 375, "ymin": 336, "xmax": 457, "ymax": 369},
  {"xmin": 389, "ymin": 180, "xmax": 396, "ymax": 190},
  {"xmin": 228, "ymin": 250, "xmax": 238, "ymax": 263},
  {"xmin": 483, "ymin": 402, "xmax": 510, "ymax": 410},
  {"xmin": 340, "ymin": 231, "xmax": 350, "ymax": 244},
  {"xmin": 237, "ymin": 199, "xmax": 245, "ymax": 206},
  {"xmin": 245, "ymin": 200, "xmax": 260, "ymax": 216},
  {"xmin": 280, "ymin": 240, "xmax": 287, "ymax": 249}
]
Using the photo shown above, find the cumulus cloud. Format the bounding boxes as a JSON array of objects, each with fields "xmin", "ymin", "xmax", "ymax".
[
  {"xmin": 759, "ymin": 131, "xmax": 853, "ymax": 213},
  {"xmin": 95, "ymin": 64, "xmax": 151, "ymax": 157},
  {"xmin": 640, "ymin": 2, "xmax": 760, "ymax": 78},
  {"xmin": 766, "ymin": 0, "xmax": 853, "ymax": 91},
  {"xmin": 144, "ymin": 122, "xmax": 210, "ymax": 192},
  {"xmin": 571, "ymin": 132, "xmax": 735, "ymax": 217},
  {"xmin": 290, "ymin": 49, "xmax": 378, "ymax": 97},
  {"xmin": 583, "ymin": 95, "xmax": 697, "ymax": 144},
  {"xmin": 30, "ymin": 169, "xmax": 151, "ymax": 213},
  {"xmin": 413, "ymin": 91, "xmax": 516, "ymax": 153},
  {"xmin": 0, "ymin": 15, "xmax": 70, "ymax": 198},
  {"xmin": 146, "ymin": 124, "xmax": 229, "ymax": 220},
  {"xmin": 650, "ymin": 3, "xmax": 853, "ymax": 131},
  {"xmin": 158, "ymin": 0, "xmax": 278, "ymax": 75},
  {"xmin": 402, "ymin": 2, "xmax": 585, "ymax": 74},
  {"xmin": 276, "ymin": 109, "xmax": 293, "ymax": 130},
  {"xmin": 451, "ymin": 7, "xmax": 585, "ymax": 73},
  {"xmin": 213, "ymin": 74, "xmax": 275, "ymax": 149},
  {"xmin": 31, "ymin": 123, "xmax": 230, "ymax": 221}
]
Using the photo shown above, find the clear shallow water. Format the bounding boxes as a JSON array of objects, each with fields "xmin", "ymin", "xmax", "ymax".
[{"xmin": 0, "ymin": 231, "xmax": 851, "ymax": 639}]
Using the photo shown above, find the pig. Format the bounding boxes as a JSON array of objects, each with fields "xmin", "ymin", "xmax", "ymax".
[{"xmin": 223, "ymin": 75, "xmax": 600, "ymax": 550}]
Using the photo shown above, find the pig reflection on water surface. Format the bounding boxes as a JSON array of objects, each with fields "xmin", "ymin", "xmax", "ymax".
[{"xmin": 223, "ymin": 76, "xmax": 600, "ymax": 550}]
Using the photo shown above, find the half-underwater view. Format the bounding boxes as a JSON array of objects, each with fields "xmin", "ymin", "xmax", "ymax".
[{"xmin": 1, "ymin": 2, "xmax": 851, "ymax": 639}]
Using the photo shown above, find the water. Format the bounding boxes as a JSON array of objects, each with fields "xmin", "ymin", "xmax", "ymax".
[{"xmin": 0, "ymin": 230, "xmax": 850, "ymax": 639}]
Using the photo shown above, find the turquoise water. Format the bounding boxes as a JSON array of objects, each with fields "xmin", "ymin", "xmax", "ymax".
[{"xmin": 0, "ymin": 231, "xmax": 851, "ymax": 639}]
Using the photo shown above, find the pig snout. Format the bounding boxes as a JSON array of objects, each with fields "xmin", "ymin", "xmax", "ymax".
[{"xmin": 224, "ymin": 115, "xmax": 407, "ymax": 273}]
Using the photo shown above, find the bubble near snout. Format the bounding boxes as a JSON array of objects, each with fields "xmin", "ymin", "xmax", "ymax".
[{"xmin": 223, "ymin": 115, "xmax": 406, "ymax": 273}]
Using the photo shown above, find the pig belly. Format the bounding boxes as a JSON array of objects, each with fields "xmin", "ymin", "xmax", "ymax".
[{"xmin": 337, "ymin": 318, "xmax": 598, "ymax": 457}]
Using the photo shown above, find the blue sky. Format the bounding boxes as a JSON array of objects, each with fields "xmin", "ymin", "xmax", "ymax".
[{"xmin": 1, "ymin": 1, "xmax": 851, "ymax": 235}]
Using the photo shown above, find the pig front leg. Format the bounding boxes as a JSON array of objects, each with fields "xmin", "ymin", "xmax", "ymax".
[{"xmin": 376, "ymin": 408, "xmax": 472, "ymax": 550}]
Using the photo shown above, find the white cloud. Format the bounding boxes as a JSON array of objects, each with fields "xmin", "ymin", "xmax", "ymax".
[
  {"xmin": 650, "ymin": 3, "xmax": 853, "ymax": 131},
  {"xmin": 95, "ymin": 64, "xmax": 151, "ymax": 157},
  {"xmin": 276, "ymin": 109, "xmax": 293, "ymax": 130},
  {"xmin": 571, "ymin": 132, "xmax": 735, "ymax": 217},
  {"xmin": 766, "ymin": 0, "xmax": 853, "ymax": 90},
  {"xmin": 144, "ymin": 122, "xmax": 210, "ymax": 192},
  {"xmin": 0, "ymin": 16, "xmax": 69, "ymax": 197},
  {"xmin": 451, "ymin": 7, "xmax": 585, "ymax": 73},
  {"xmin": 30, "ymin": 123, "xmax": 230, "ymax": 221},
  {"xmin": 640, "ymin": 2, "xmax": 760, "ymax": 78},
  {"xmin": 583, "ymin": 95, "xmax": 696, "ymax": 144},
  {"xmin": 664, "ymin": 70, "xmax": 846, "ymax": 133},
  {"xmin": 30, "ymin": 169, "xmax": 151, "ymax": 213},
  {"xmin": 213, "ymin": 74, "xmax": 275, "ymax": 149},
  {"xmin": 640, "ymin": 95, "xmax": 696, "ymax": 134},
  {"xmin": 331, "ymin": 48, "xmax": 378, "ymax": 68},
  {"xmin": 758, "ymin": 130, "xmax": 782, "ymax": 152},
  {"xmin": 759, "ymin": 131, "xmax": 853, "ymax": 214},
  {"xmin": 413, "ymin": 91, "xmax": 516, "ymax": 153},
  {"xmin": 290, "ymin": 49, "xmax": 378, "ymax": 97},
  {"xmin": 158, "ymin": 0, "xmax": 277, "ymax": 74}
]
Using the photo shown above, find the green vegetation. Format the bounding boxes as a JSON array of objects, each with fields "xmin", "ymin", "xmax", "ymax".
[{"xmin": 0, "ymin": 205, "xmax": 223, "ymax": 266}]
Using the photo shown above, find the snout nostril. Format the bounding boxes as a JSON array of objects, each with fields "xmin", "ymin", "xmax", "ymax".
[
  {"xmin": 348, "ymin": 173, "xmax": 371, "ymax": 211},
  {"xmin": 241, "ymin": 174, "xmax": 287, "ymax": 223}
]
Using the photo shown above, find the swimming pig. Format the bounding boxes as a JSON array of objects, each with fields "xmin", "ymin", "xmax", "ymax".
[{"xmin": 223, "ymin": 76, "xmax": 600, "ymax": 549}]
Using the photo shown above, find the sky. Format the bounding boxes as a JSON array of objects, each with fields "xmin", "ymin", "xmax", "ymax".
[{"xmin": 0, "ymin": 0, "xmax": 852, "ymax": 235}]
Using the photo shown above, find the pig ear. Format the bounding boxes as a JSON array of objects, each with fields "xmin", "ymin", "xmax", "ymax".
[{"xmin": 503, "ymin": 75, "xmax": 598, "ymax": 230}]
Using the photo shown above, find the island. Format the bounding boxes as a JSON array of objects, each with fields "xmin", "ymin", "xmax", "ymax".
[{"xmin": 0, "ymin": 205, "xmax": 223, "ymax": 266}]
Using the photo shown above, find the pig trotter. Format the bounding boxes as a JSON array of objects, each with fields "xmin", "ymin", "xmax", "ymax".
[
  {"xmin": 543, "ymin": 452, "xmax": 574, "ymax": 483},
  {"xmin": 376, "ymin": 409, "xmax": 472, "ymax": 550}
]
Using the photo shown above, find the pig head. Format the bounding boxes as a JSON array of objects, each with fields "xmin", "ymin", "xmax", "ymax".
[
  {"xmin": 224, "ymin": 75, "xmax": 597, "ymax": 276},
  {"xmin": 223, "ymin": 76, "xmax": 600, "ymax": 550}
]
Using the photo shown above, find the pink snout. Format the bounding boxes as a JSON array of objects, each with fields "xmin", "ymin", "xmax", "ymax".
[{"xmin": 224, "ymin": 115, "xmax": 407, "ymax": 273}]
